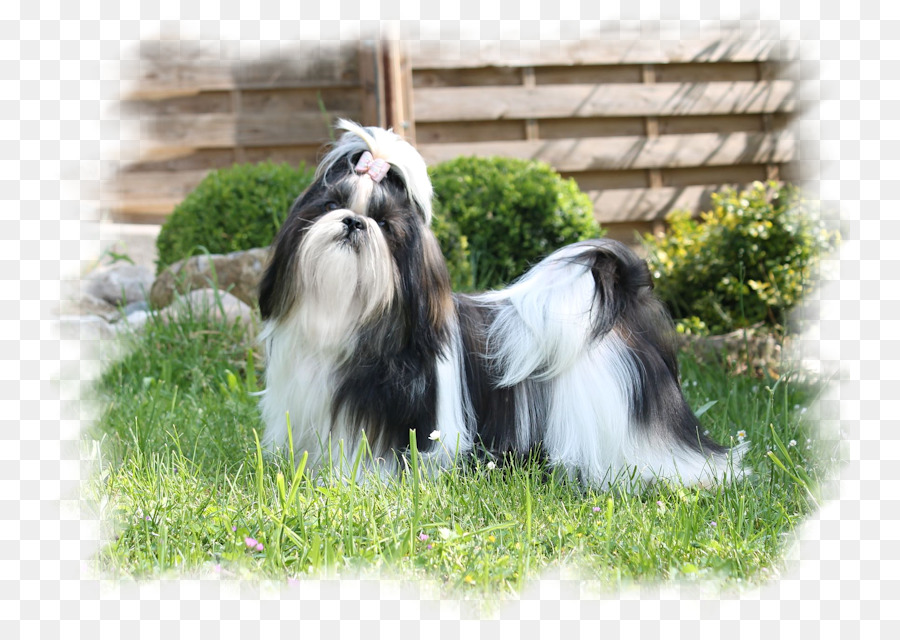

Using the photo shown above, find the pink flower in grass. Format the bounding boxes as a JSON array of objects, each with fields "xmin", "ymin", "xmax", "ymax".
[{"xmin": 244, "ymin": 537, "xmax": 264, "ymax": 551}]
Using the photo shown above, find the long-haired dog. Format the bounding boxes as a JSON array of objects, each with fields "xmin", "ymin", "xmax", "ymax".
[{"xmin": 257, "ymin": 120, "xmax": 744, "ymax": 488}]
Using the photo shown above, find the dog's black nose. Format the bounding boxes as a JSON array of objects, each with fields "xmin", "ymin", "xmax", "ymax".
[{"xmin": 343, "ymin": 216, "xmax": 365, "ymax": 232}]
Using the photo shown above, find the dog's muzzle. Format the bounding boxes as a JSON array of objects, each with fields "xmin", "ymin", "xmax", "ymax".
[{"xmin": 340, "ymin": 214, "xmax": 367, "ymax": 248}]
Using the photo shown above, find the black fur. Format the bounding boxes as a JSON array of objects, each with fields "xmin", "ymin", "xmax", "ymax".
[
  {"xmin": 259, "ymin": 131, "xmax": 734, "ymax": 484},
  {"xmin": 259, "ymin": 154, "xmax": 453, "ymax": 458}
]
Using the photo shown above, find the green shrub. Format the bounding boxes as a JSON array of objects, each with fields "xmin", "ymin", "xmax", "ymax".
[
  {"xmin": 429, "ymin": 156, "xmax": 600, "ymax": 291},
  {"xmin": 155, "ymin": 162, "xmax": 315, "ymax": 273},
  {"xmin": 643, "ymin": 181, "xmax": 839, "ymax": 336}
]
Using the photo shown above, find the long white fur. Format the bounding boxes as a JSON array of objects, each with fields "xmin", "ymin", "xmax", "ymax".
[
  {"xmin": 293, "ymin": 209, "xmax": 397, "ymax": 345},
  {"xmin": 477, "ymin": 244, "xmax": 600, "ymax": 387},
  {"xmin": 259, "ymin": 202, "xmax": 399, "ymax": 472},
  {"xmin": 424, "ymin": 320, "xmax": 476, "ymax": 470},
  {"xmin": 261, "ymin": 120, "xmax": 743, "ymax": 488},
  {"xmin": 474, "ymin": 246, "xmax": 742, "ymax": 488}
]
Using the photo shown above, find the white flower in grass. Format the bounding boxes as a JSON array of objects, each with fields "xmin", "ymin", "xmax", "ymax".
[
  {"xmin": 428, "ymin": 430, "xmax": 441, "ymax": 441},
  {"xmin": 789, "ymin": 439, "xmax": 797, "ymax": 447},
  {"xmin": 486, "ymin": 461, "xmax": 496, "ymax": 470},
  {"xmin": 438, "ymin": 527, "xmax": 454, "ymax": 540}
]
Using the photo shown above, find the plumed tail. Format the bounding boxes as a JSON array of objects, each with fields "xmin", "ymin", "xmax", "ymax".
[{"xmin": 469, "ymin": 239, "xmax": 742, "ymax": 488}]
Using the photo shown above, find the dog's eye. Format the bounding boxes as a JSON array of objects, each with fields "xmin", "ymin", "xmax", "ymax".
[
  {"xmin": 377, "ymin": 220, "xmax": 389, "ymax": 232},
  {"xmin": 324, "ymin": 201, "xmax": 340, "ymax": 212}
]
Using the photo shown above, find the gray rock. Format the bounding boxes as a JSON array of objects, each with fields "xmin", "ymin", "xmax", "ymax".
[
  {"xmin": 678, "ymin": 324, "xmax": 785, "ymax": 377},
  {"xmin": 57, "ymin": 315, "xmax": 118, "ymax": 342},
  {"xmin": 122, "ymin": 300, "xmax": 150, "ymax": 315},
  {"xmin": 59, "ymin": 291, "xmax": 118, "ymax": 319},
  {"xmin": 120, "ymin": 309, "xmax": 153, "ymax": 330},
  {"xmin": 85, "ymin": 263, "xmax": 155, "ymax": 307},
  {"xmin": 161, "ymin": 289, "xmax": 256, "ymax": 326},
  {"xmin": 149, "ymin": 247, "xmax": 270, "ymax": 310}
]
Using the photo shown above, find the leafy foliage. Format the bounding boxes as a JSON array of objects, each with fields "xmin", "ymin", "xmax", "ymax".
[
  {"xmin": 429, "ymin": 156, "xmax": 600, "ymax": 291},
  {"xmin": 643, "ymin": 181, "xmax": 839, "ymax": 336},
  {"xmin": 155, "ymin": 162, "xmax": 315, "ymax": 273}
]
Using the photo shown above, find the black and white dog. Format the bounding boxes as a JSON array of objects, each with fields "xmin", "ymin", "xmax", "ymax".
[{"xmin": 257, "ymin": 120, "xmax": 744, "ymax": 488}]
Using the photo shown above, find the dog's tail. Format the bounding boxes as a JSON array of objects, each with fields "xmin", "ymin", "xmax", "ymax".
[
  {"xmin": 476, "ymin": 239, "xmax": 655, "ymax": 386},
  {"xmin": 475, "ymin": 239, "xmax": 746, "ymax": 488}
]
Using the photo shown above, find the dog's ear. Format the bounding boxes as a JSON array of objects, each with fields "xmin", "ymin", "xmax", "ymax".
[
  {"xmin": 587, "ymin": 240, "xmax": 683, "ymax": 380},
  {"xmin": 258, "ymin": 240, "xmax": 292, "ymax": 321},
  {"xmin": 390, "ymin": 230, "xmax": 454, "ymax": 353},
  {"xmin": 587, "ymin": 241, "xmax": 653, "ymax": 339},
  {"xmin": 421, "ymin": 232, "xmax": 455, "ymax": 336},
  {"xmin": 258, "ymin": 189, "xmax": 319, "ymax": 321}
]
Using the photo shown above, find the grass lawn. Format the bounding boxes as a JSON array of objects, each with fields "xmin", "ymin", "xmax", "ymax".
[{"xmin": 85, "ymin": 303, "xmax": 836, "ymax": 602}]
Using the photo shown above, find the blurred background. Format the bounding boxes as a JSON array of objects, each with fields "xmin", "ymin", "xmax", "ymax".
[{"xmin": 107, "ymin": 32, "xmax": 812, "ymax": 248}]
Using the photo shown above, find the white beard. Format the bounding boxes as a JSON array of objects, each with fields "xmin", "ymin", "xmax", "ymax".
[{"xmin": 290, "ymin": 208, "xmax": 397, "ymax": 349}]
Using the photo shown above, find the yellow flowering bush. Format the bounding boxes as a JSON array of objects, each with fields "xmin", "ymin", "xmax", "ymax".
[{"xmin": 644, "ymin": 181, "xmax": 839, "ymax": 335}]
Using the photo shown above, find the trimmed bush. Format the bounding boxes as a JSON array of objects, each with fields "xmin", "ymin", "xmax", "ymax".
[
  {"xmin": 429, "ymin": 156, "xmax": 600, "ymax": 291},
  {"xmin": 155, "ymin": 162, "xmax": 315, "ymax": 273},
  {"xmin": 643, "ymin": 181, "xmax": 839, "ymax": 336}
]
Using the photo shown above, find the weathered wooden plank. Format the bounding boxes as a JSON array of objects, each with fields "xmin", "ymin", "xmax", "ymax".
[
  {"xmin": 415, "ymin": 61, "xmax": 764, "ymax": 89},
  {"xmin": 534, "ymin": 64, "xmax": 643, "ymax": 85},
  {"xmin": 418, "ymin": 131, "xmax": 795, "ymax": 172},
  {"xmin": 656, "ymin": 113, "xmax": 769, "ymax": 135},
  {"xmin": 126, "ymin": 43, "xmax": 362, "ymax": 99},
  {"xmin": 653, "ymin": 61, "xmax": 763, "ymax": 83},
  {"xmin": 141, "ymin": 112, "xmax": 351, "ymax": 149},
  {"xmin": 413, "ymin": 66, "xmax": 524, "ymax": 88},
  {"xmin": 589, "ymin": 184, "xmax": 735, "ymax": 223},
  {"xmin": 538, "ymin": 117, "xmax": 647, "ymax": 140},
  {"xmin": 601, "ymin": 220, "xmax": 656, "ymax": 247},
  {"xmin": 109, "ymin": 169, "xmax": 211, "ymax": 204},
  {"xmin": 126, "ymin": 86, "xmax": 364, "ymax": 122},
  {"xmin": 414, "ymin": 81, "xmax": 796, "ymax": 122},
  {"xmin": 110, "ymin": 201, "xmax": 181, "ymax": 220},
  {"xmin": 416, "ymin": 120, "xmax": 527, "ymax": 144},
  {"xmin": 660, "ymin": 163, "xmax": 768, "ymax": 187},
  {"xmin": 411, "ymin": 36, "xmax": 797, "ymax": 69}
]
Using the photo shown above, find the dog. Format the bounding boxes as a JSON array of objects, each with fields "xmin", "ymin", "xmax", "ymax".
[{"xmin": 257, "ymin": 120, "xmax": 744, "ymax": 488}]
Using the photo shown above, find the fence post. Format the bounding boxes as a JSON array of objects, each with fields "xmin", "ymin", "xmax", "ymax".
[
  {"xmin": 358, "ymin": 40, "xmax": 386, "ymax": 129},
  {"xmin": 383, "ymin": 40, "xmax": 415, "ymax": 143}
]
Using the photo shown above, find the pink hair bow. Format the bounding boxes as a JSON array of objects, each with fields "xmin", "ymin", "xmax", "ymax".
[{"xmin": 355, "ymin": 151, "xmax": 390, "ymax": 182}]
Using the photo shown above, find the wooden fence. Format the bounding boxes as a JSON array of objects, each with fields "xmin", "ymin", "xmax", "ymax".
[
  {"xmin": 111, "ymin": 36, "xmax": 806, "ymax": 244},
  {"xmin": 111, "ymin": 41, "xmax": 381, "ymax": 221}
]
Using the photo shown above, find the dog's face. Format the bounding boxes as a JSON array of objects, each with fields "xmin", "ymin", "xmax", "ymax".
[{"xmin": 259, "ymin": 122, "xmax": 453, "ymax": 351}]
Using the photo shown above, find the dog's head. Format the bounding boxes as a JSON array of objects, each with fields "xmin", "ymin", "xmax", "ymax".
[{"xmin": 259, "ymin": 121, "xmax": 452, "ymax": 349}]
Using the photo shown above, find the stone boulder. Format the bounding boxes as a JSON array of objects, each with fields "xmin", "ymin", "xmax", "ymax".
[
  {"xmin": 677, "ymin": 324, "xmax": 786, "ymax": 377},
  {"xmin": 161, "ymin": 288, "xmax": 256, "ymax": 326},
  {"xmin": 149, "ymin": 247, "xmax": 270, "ymax": 310},
  {"xmin": 85, "ymin": 263, "xmax": 155, "ymax": 307}
]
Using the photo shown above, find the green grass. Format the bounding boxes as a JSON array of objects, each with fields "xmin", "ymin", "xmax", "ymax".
[{"xmin": 85, "ymin": 304, "xmax": 837, "ymax": 603}]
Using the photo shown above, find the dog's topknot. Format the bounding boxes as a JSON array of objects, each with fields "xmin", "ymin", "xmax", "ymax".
[{"xmin": 317, "ymin": 119, "xmax": 434, "ymax": 225}]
